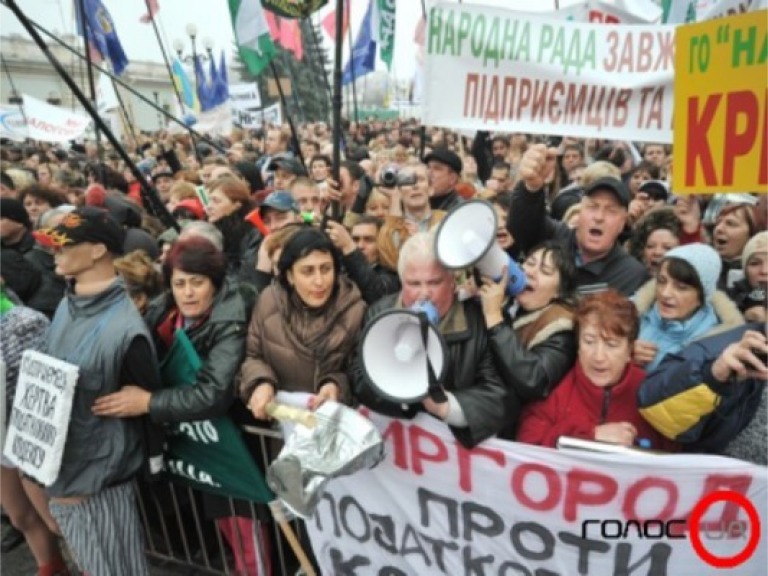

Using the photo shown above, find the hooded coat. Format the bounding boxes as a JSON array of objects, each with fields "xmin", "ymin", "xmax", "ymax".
[{"xmin": 634, "ymin": 279, "xmax": 745, "ymax": 371}]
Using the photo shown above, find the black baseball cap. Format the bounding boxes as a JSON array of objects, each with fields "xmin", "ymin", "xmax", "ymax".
[
  {"xmin": 33, "ymin": 206, "xmax": 125, "ymax": 255},
  {"xmin": 268, "ymin": 154, "xmax": 307, "ymax": 176},
  {"xmin": 639, "ymin": 180, "xmax": 669, "ymax": 202},
  {"xmin": 424, "ymin": 148, "xmax": 463, "ymax": 174},
  {"xmin": 584, "ymin": 177, "xmax": 630, "ymax": 209}
]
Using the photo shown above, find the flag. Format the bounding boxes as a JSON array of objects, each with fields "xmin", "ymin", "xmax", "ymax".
[
  {"xmin": 342, "ymin": 0, "xmax": 376, "ymax": 85},
  {"xmin": 216, "ymin": 51, "xmax": 230, "ymax": 105},
  {"xmin": 194, "ymin": 55, "xmax": 216, "ymax": 112},
  {"xmin": 262, "ymin": 0, "xmax": 327, "ymax": 18},
  {"xmin": 74, "ymin": 0, "xmax": 129, "ymax": 75},
  {"xmin": 279, "ymin": 18, "xmax": 304, "ymax": 61},
  {"xmin": 372, "ymin": 0, "xmax": 395, "ymax": 70},
  {"xmin": 228, "ymin": 0, "xmax": 276, "ymax": 76},
  {"xmin": 96, "ymin": 72, "xmax": 119, "ymax": 113},
  {"xmin": 208, "ymin": 51, "xmax": 229, "ymax": 108},
  {"xmin": 321, "ymin": 6, "xmax": 349, "ymax": 39},
  {"xmin": 172, "ymin": 57, "xmax": 198, "ymax": 111},
  {"xmin": 139, "ymin": 0, "xmax": 159, "ymax": 23},
  {"xmin": 265, "ymin": 11, "xmax": 304, "ymax": 61}
]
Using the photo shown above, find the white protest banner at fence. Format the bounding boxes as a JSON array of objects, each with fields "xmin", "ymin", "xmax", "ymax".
[
  {"xmin": 3, "ymin": 351, "xmax": 78, "ymax": 486},
  {"xmin": 21, "ymin": 94, "xmax": 92, "ymax": 143},
  {"xmin": 0, "ymin": 106, "xmax": 27, "ymax": 141},
  {"xmin": 229, "ymin": 82, "xmax": 262, "ymax": 110},
  {"xmin": 306, "ymin": 411, "xmax": 767, "ymax": 575},
  {"xmin": 423, "ymin": 3, "xmax": 675, "ymax": 143}
]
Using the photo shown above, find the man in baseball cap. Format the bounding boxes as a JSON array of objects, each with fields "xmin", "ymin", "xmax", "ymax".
[
  {"xmin": 510, "ymin": 146, "xmax": 648, "ymax": 296},
  {"xmin": 424, "ymin": 148, "xmax": 464, "ymax": 212},
  {"xmin": 268, "ymin": 154, "xmax": 307, "ymax": 191},
  {"xmin": 32, "ymin": 205, "xmax": 160, "ymax": 576},
  {"xmin": 260, "ymin": 190, "xmax": 302, "ymax": 233},
  {"xmin": 34, "ymin": 206, "xmax": 125, "ymax": 258}
]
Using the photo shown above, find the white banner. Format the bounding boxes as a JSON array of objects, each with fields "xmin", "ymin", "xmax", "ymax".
[
  {"xmin": 229, "ymin": 82, "xmax": 262, "ymax": 110},
  {"xmin": 21, "ymin": 94, "xmax": 92, "ymax": 143},
  {"xmin": 0, "ymin": 106, "xmax": 28, "ymax": 141},
  {"xmin": 3, "ymin": 351, "xmax": 78, "ymax": 486},
  {"xmin": 195, "ymin": 103, "xmax": 233, "ymax": 138},
  {"xmin": 232, "ymin": 102, "xmax": 282, "ymax": 128},
  {"xmin": 423, "ymin": 3, "xmax": 675, "ymax": 142},
  {"xmin": 306, "ymin": 411, "xmax": 767, "ymax": 575}
]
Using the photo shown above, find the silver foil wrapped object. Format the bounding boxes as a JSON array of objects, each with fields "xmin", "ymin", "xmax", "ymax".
[{"xmin": 267, "ymin": 402, "xmax": 385, "ymax": 519}]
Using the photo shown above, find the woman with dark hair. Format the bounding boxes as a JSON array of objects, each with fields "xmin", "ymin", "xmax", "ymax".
[
  {"xmin": 18, "ymin": 184, "xmax": 66, "ymax": 227},
  {"xmin": 633, "ymin": 243, "xmax": 744, "ymax": 372},
  {"xmin": 626, "ymin": 207, "xmax": 682, "ymax": 276},
  {"xmin": 94, "ymin": 236, "xmax": 247, "ymax": 421},
  {"xmin": 205, "ymin": 176, "xmax": 261, "ymax": 285},
  {"xmin": 240, "ymin": 227, "xmax": 366, "ymax": 419},
  {"xmin": 479, "ymin": 240, "xmax": 578, "ymax": 438},
  {"xmin": 517, "ymin": 290, "xmax": 676, "ymax": 450},
  {"xmin": 94, "ymin": 236, "xmax": 264, "ymax": 575}
]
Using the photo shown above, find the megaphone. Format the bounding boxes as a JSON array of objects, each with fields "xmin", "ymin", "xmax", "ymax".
[
  {"xmin": 359, "ymin": 301, "xmax": 447, "ymax": 404},
  {"xmin": 434, "ymin": 200, "xmax": 527, "ymax": 296}
]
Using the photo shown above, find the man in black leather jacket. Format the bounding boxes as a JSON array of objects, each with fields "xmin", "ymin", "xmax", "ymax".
[{"xmin": 351, "ymin": 232, "xmax": 511, "ymax": 448}]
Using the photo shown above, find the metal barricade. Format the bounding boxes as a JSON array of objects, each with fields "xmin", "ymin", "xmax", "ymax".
[{"xmin": 136, "ymin": 424, "xmax": 310, "ymax": 576}]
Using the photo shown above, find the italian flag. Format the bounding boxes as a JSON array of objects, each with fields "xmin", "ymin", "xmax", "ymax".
[{"xmin": 228, "ymin": 0, "xmax": 276, "ymax": 76}]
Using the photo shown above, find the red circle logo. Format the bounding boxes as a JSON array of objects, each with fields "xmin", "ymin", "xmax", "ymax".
[{"xmin": 689, "ymin": 490, "xmax": 761, "ymax": 568}]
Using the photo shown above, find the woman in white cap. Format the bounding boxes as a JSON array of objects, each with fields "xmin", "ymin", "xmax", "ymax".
[
  {"xmin": 728, "ymin": 231, "xmax": 767, "ymax": 323},
  {"xmin": 632, "ymin": 243, "xmax": 745, "ymax": 371}
]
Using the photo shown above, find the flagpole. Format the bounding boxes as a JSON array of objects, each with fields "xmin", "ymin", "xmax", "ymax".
[
  {"xmin": 330, "ymin": 0, "xmax": 345, "ymax": 221},
  {"xmin": 76, "ymin": 0, "xmax": 103, "ymax": 161},
  {"xmin": 5, "ymin": 0, "xmax": 180, "ymax": 232},
  {"xmin": 269, "ymin": 61, "xmax": 305, "ymax": 169},
  {"xmin": 21, "ymin": 17, "xmax": 228, "ymax": 155},
  {"xmin": 419, "ymin": 0, "xmax": 428, "ymax": 160},
  {"xmin": 307, "ymin": 16, "xmax": 333, "ymax": 125},
  {"xmin": 144, "ymin": 0, "xmax": 202, "ymax": 164},
  {"xmin": 346, "ymin": 3, "xmax": 360, "ymax": 126},
  {"xmin": 0, "ymin": 53, "xmax": 27, "ymax": 123},
  {"xmin": 111, "ymin": 78, "xmax": 140, "ymax": 149}
]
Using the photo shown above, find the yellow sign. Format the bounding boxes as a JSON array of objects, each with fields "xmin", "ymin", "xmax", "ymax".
[{"xmin": 673, "ymin": 10, "xmax": 767, "ymax": 194}]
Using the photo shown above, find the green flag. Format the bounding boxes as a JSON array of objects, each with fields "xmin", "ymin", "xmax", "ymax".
[
  {"xmin": 160, "ymin": 329, "xmax": 273, "ymax": 503},
  {"xmin": 228, "ymin": 0, "xmax": 276, "ymax": 76},
  {"xmin": 375, "ymin": 0, "xmax": 396, "ymax": 70}
]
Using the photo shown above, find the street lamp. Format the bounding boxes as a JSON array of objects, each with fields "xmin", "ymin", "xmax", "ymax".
[{"xmin": 173, "ymin": 23, "xmax": 213, "ymax": 64}]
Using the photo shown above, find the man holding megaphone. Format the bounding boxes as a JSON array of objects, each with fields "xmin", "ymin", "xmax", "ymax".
[{"xmin": 352, "ymin": 232, "xmax": 511, "ymax": 449}]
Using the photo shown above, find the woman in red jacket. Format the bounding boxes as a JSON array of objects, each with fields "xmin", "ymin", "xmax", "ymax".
[{"xmin": 517, "ymin": 290, "xmax": 676, "ymax": 451}]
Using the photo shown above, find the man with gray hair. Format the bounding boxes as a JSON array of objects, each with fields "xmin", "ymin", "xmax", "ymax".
[{"xmin": 351, "ymin": 232, "xmax": 512, "ymax": 448}]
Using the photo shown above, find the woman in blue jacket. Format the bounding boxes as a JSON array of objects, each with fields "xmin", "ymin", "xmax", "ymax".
[{"xmin": 632, "ymin": 243, "xmax": 744, "ymax": 371}]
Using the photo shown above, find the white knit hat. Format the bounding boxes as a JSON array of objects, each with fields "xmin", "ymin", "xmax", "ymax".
[
  {"xmin": 742, "ymin": 231, "xmax": 768, "ymax": 270},
  {"xmin": 664, "ymin": 243, "xmax": 722, "ymax": 301}
]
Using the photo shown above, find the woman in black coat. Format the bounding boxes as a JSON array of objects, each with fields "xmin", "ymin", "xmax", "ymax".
[{"xmin": 479, "ymin": 240, "xmax": 578, "ymax": 438}]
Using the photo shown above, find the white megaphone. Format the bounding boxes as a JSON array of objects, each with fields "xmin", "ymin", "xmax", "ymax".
[
  {"xmin": 359, "ymin": 301, "xmax": 447, "ymax": 404},
  {"xmin": 435, "ymin": 200, "xmax": 527, "ymax": 296}
]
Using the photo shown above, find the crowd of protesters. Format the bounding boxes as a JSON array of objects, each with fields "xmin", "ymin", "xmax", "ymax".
[{"xmin": 1, "ymin": 118, "xmax": 767, "ymax": 575}]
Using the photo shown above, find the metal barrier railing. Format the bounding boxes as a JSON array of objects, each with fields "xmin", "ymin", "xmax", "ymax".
[{"xmin": 135, "ymin": 423, "xmax": 309, "ymax": 576}]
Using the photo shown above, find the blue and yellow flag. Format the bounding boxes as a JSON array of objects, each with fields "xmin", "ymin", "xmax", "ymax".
[{"xmin": 171, "ymin": 57, "xmax": 198, "ymax": 112}]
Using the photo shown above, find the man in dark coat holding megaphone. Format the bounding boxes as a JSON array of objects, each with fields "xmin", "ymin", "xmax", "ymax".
[{"xmin": 352, "ymin": 232, "xmax": 512, "ymax": 449}]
